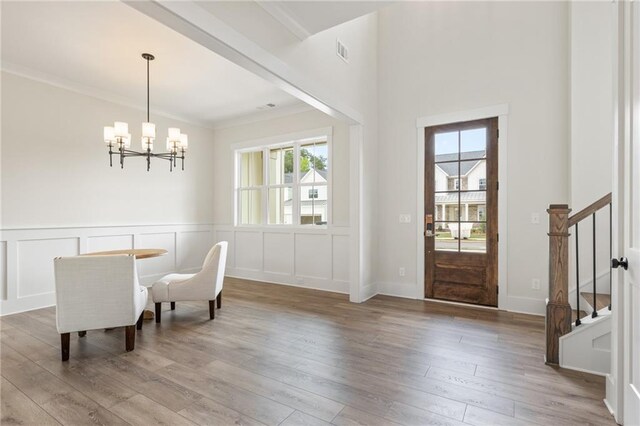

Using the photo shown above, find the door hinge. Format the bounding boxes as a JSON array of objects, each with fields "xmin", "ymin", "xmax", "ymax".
[
  {"xmin": 497, "ymin": 233, "xmax": 499, "ymax": 242},
  {"xmin": 496, "ymin": 181, "xmax": 499, "ymax": 191},
  {"xmin": 497, "ymin": 287, "xmax": 499, "ymax": 294},
  {"xmin": 497, "ymin": 128, "xmax": 499, "ymax": 139}
]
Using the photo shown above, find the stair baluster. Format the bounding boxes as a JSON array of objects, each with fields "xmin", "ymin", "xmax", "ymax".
[
  {"xmin": 592, "ymin": 213, "xmax": 598, "ymax": 318},
  {"xmin": 575, "ymin": 222, "xmax": 581, "ymax": 326}
]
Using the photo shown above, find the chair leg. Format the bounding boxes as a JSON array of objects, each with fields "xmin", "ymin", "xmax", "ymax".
[
  {"xmin": 171, "ymin": 302, "xmax": 176, "ymax": 310},
  {"xmin": 155, "ymin": 303, "xmax": 161, "ymax": 323},
  {"xmin": 209, "ymin": 300, "xmax": 215, "ymax": 319},
  {"xmin": 136, "ymin": 313, "xmax": 143, "ymax": 330},
  {"xmin": 61, "ymin": 333, "xmax": 70, "ymax": 361},
  {"xmin": 125, "ymin": 325, "xmax": 135, "ymax": 351},
  {"xmin": 216, "ymin": 292, "xmax": 222, "ymax": 309},
  {"xmin": 78, "ymin": 331, "xmax": 86, "ymax": 337}
]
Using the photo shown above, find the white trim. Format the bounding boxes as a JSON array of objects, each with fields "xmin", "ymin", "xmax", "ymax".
[
  {"xmin": 416, "ymin": 106, "xmax": 510, "ymax": 312},
  {"xmin": 416, "ymin": 104, "xmax": 510, "ymax": 128}
]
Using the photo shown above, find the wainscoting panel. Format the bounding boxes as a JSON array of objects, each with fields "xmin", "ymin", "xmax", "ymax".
[
  {"xmin": 17, "ymin": 237, "xmax": 79, "ymax": 299},
  {"xmin": 295, "ymin": 233, "xmax": 331, "ymax": 280},
  {"xmin": 87, "ymin": 234, "xmax": 134, "ymax": 253},
  {"xmin": 216, "ymin": 230, "xmax": 235, "ymax": 269},
  {"xmin": 136, "ymin": 232, "xmax": 176, "ymax": 282},
  {"xmin": 263, "ymin": 232, "xmax": 294, "ymax": 275},
  {"xmin": 235, "ymin": 231, "xmax": 262, "ymax": 271},
  {"xmin": 177, "ymin": 230, "xmax": 213, "ymax": 271},
  {"xmin": 0, "ymin": 224, "xmax": 214, "ymax": 316},
  {"xmin": 220, "ymin": 225, "xmax": 350, "ymax": 294},
  {"xmin": 0, "ymin": 241, "xmax": 6, "ymax": 300},
  {"xmin": 332, "ymin": 235, "xmax": 349, "ymax": 283}
]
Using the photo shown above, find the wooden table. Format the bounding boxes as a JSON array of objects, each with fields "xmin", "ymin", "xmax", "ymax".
[
  {"xmin": 82, "ymin": 248, "xmax": 167, "ymax": 320},
  {"xmin": 82, "ymin": 248, "xmax": 168, "ymax": 259}
]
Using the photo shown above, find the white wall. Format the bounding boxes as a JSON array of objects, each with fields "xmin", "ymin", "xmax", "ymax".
[
  {"xmin": 569, "ymin": 2, "xmax": 614, "ymax": 303},
  {"xmin": 209, "ymin": 109, "xmax": 351, "ymax": 294},
  {"xmin": 376, "ymin": 2, "xmax": 570, "ymax": 312},
  {"xmin": 1, "ymin": 71, "xmax": 216, "ymax": 229}
]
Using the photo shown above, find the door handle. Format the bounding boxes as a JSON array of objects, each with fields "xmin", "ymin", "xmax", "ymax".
[
  {"xmin": 425, "ymin": 214, "xmax": 434, "ymax": 237},
  {"xmin": 611, "ymin": 257, "xmax": 629, "ymax": 270}
]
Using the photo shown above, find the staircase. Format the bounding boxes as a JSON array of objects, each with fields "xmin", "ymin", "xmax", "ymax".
[{"xmin": 546, "ymin": 194, "xmax": 612, "ymax": 376}]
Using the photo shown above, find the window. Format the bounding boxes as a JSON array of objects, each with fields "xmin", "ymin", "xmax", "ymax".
[
  {"xmin": 236, "ymin": 135, "xmax": 329, "ymax": 226},
  {"xmin": 479, "ymin": 178, "xmax": 487, "ymax": 190},
  {"xmin": 454, "ymin": 178, "xmax": 460, "ymax": 190}
]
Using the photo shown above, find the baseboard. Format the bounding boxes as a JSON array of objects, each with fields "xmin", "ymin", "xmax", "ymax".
[
  {"xmin": 504, "ymin": 295, "xmax": 546, "ymax": 316},
  {"xmin": 360, "ymin": 282, "xmax": 378, "ymax": 302},
  {"xmin": 225, "ymin": 269, "xmax": 349, "ymax": 295},
  {"xmin": 376, "ymin": 282, "xmax": 417, "ymax": 299}
]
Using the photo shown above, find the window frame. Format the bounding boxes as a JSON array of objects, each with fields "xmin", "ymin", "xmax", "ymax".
[{"xmin": 233, "ymin": 128, "xmax": 332, "ymax": 228}]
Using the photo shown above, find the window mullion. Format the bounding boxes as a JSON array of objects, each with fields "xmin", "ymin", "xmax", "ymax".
[
  {"xmin": 262, "ymin": 148, "xmax": 268, "ymax": 226},
  {"xmin": 293, "ymin": 142, "xmax": 300, "ymax": 225}
]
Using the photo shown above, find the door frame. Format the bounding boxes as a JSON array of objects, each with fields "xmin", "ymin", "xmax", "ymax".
[{"xmin": 416, "ymin": 104, "xmax": 509, "ymax": 309}]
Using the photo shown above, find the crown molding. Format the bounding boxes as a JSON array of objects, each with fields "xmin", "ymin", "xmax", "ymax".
[{"xmin": 1, "ymin": 62, "xmax": 216, "ymax": 130}]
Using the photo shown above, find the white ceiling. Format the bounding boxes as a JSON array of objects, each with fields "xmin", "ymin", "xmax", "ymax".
[{"xmin": 0, "ymin": 1, "xmax": 304, "ymax": 127}]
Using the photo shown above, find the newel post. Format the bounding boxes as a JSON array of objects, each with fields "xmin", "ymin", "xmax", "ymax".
[{"xmin": 546, "ymin": 204, "xmax": 572, "ymax": 365}]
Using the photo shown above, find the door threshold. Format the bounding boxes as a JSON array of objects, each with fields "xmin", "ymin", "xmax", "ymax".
[{"xmin": 424, "ymin": 297, "xmax": 498, "ymax": 311}]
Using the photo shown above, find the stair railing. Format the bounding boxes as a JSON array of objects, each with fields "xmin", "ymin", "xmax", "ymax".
[{"xmin": 545, "ymin": 193, "xmax": 612, "ymax": 365}]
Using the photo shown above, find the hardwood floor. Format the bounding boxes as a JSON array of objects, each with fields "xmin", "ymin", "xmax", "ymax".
[{"xmin": 1, "ymin": 277, "xmax": 615, "ymax": 425}]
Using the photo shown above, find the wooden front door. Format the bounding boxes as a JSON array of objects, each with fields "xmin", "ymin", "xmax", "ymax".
[{"xmin": 424, "ymin": 118, "xmax": 498, "ymax": 306}]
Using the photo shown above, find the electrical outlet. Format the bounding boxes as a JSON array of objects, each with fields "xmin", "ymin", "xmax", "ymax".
[
  {"xmin": 531, "ymin": 213, "xmax": 540, "ymax": 224},
  {"xmin": 532, "ymin": 278, "xmax": 541, "ymax": 290},
  {"xmin": 399, "ymin": 267, "xmax": 406, "ymax": 277},
  {"xmin": 399, "ymin": 214, "xmax": 411, "ymax": 223}
]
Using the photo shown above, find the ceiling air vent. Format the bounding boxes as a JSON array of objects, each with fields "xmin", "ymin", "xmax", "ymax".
[
  {"xmin": 336, "ymin": 39, "xmax": 349, "ymax": 63},
  {"xmin": 256, "ymin": 103, "xmax": 277, "ymax": 110}
]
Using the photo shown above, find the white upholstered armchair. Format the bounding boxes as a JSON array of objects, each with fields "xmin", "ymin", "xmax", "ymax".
[
  {"xmin": 151, "ymin": 241, "xmax": 228, "ymax": 323},
  {"xmin": 54, "ymin": 255, "xmax": 148, "ymax": 361}
]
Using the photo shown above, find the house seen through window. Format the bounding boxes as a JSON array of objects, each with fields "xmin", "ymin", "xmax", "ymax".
[{"xmin": 237, "ymin": 137, "xmax": 329, "ymax": 226}]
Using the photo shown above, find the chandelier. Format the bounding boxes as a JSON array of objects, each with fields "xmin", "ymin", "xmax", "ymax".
[{"xmin": 103, "ymin": 53, "xmax": 188, "ymax": 171}]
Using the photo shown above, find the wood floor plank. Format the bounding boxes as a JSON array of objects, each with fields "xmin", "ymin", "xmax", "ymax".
[
  {"xmin": 156, "ymin": 362, "xmax": 295, "ymax": 426},
  {"xmin": 0, "ymin": 377, "xmax": 60, "ymax": 426},
  {"xmin": 109, "ymin": 394, "xmax": 196, "ymax": 426},
  {"xmin": 40, "ymin": 390, "xmax": 129, "ymax": 425},
  {"xmin": 331, "ymin": 406, "xmax": 402, "ymax": 426},
  {"xmin": 204, "ymin": 359, "xmax": 345, "ymax": 422},
  {"xmin": 178, "ymin": 396, "xmax": 267, "ymax": 426},
  {"xmin": 0, "ymin": 277, "xmax": 614, "ymax": 426},
  {"xmin": 280, "ymin": 410, "xmax": 332, "ymax": 426}
]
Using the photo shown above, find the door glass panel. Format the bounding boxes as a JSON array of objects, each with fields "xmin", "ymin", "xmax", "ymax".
[
  {"xmin": 460, "ymin": 127, "xmax": 486, "ymax": 157},
  {"xmin": 434, "ymin": 192, "xmax": 460, "ymax": 221},
  {"xmin": 435, "ymin": 131, "xmax": 459, "ymax": 156},
  {"xmin": 435, "ymin": 221, "xmax": 457, "ymax": 251},
  {"xmin": 461, "ymin": 223, "xmax": 487, "ymax": 253},
  {"xmin": 458, "ymin": 159, "xmax": 486, "ymax": 191},
  {"xmin": 459, "ymin": 191, "xmax": 487, "ymax": 221}
]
